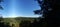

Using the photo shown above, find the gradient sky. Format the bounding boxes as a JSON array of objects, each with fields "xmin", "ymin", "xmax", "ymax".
[{"xmin": 0, "ymin": 0, "xmax": 41, "ymax": 17}]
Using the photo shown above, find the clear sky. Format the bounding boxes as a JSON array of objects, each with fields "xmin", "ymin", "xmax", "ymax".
[{"xmin": 0, "ymin": 0, "xmax": 41, "ymax": 17}]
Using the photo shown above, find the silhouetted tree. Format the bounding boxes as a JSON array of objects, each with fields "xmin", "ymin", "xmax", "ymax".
[
  {"xmin": 34, "ymin": 0, "xmax": 60, "ymax": 27},
  {"xmin": 42, "ymin": 0, "xmax": 60, "ymax": 27}
]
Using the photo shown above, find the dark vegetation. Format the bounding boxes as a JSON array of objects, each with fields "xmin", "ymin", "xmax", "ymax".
[
  {"xmin": 34, "ymin": 0, "xmax": 60, "ymax": 27},
  {"xmin": 0, "ymin": 0, "xmax": 60, "ymax": 27},
  {"xmin": 0, "ymin": 17, "xmax": 46, "ymax": 27}
]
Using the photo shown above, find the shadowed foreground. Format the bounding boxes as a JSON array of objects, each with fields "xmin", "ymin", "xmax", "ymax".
[{"xmin": 0, "ymin": 17, "xmax": 47, "ymax": 27}]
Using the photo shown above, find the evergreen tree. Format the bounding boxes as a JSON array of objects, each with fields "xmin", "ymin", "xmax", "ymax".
[{"xmin": 34, "ymin": 0, "xmax": 60, "ymax": 27}]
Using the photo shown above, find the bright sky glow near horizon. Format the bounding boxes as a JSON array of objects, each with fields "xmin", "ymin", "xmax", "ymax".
[{"xmin": 0, "ymin": 0, "xmax": 41, "ymax": 18}]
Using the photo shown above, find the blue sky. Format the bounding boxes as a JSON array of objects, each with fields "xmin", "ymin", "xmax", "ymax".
[{"xmin": 0, "ymin": 0, "xmax": 41, "ymax": 17}]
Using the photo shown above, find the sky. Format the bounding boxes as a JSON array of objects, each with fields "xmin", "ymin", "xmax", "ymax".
[{"xmin": 0, "ymin": 0, "xmax": 41, "ymax": 18}]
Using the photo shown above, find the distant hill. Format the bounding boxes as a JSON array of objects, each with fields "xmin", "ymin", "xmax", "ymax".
[
  {"xmin": 3, "ymin": 17, "xmax": 39, "ymax": 23},
  {"xmin": 3, "ymin": 16, "xmax": 39, "ymax": 18}
]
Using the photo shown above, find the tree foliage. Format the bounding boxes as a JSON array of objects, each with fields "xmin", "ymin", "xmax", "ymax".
[{"xmin": 34, "ymin": 0, "xmax": 60, "ymax": 27}]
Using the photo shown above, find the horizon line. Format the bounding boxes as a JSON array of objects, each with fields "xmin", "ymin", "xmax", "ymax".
[{"xmin": 2, "ymin": 16, "xmax": 39, "ymax": 18}]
